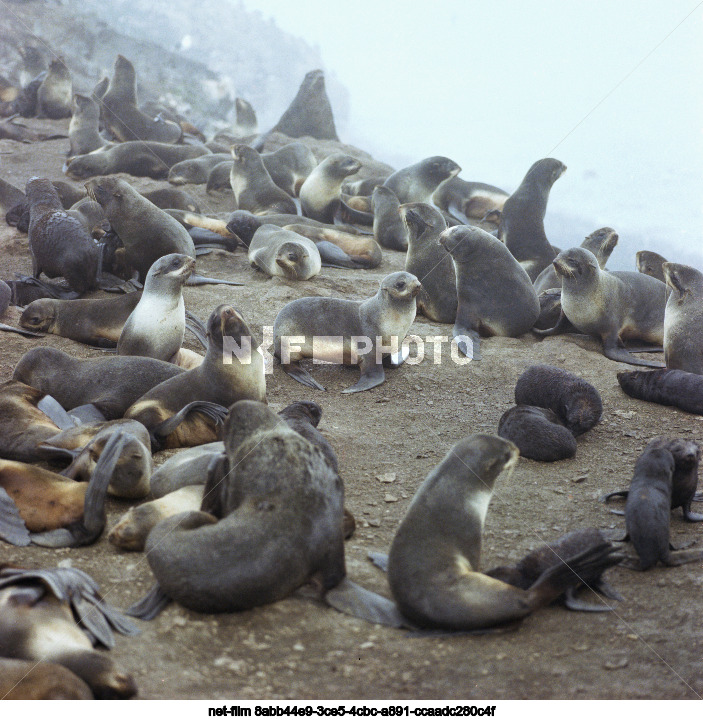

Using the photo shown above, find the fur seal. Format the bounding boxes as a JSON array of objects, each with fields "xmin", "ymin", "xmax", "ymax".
[
  {"xmin": 248, "ymin": 224, "xmax": 321, "ymax": 280},
  {"xmin": 117, "ymin": 254, "xmax": 195, "ymax": 360},
  {"xmin": 64, "ymin": 142, "xmax": 209, "ymax": 181},
  {"xmin": 387, "ymin": 434, "xmax": 620, "ymax": 630},
  {"xmin": 141, "ymin": 400, "xmax": 344, "ymax": 613},
  {"xmin": 300, "ymin": 154, "xmax": 362, "ymax": 223},
  {"xmin": 270, "ymin": 69, "xmax": 339, "ymax": 141},
  {"xmin": 142, "ymin": 187, "xmax": 201, "ymax": 213},
  {"xmin": 514, "ymin": 364, "xmax": 602, "ymax": 436},
  {"xmin": 636, "ymin": 250, "xmax": 667, "ymax": 282},
  {"xmin": 124, "ymin": 305, "xmax": 266, "ymax": 449},
  {"xmin": 229, "ymin": 144, "xmax": 297, "ymax": 215},
  {"xmin": 498, "ymin": 158, "xmax": 566, "ymax": 281},
  {"xmin": 36, "ymin": 59, "xmax": 72, "ymax": 119},
  {"xmin": 0, "ymin": 565, "xmax": 138, "ymax": 698},
  {"xmin": 662, "ymin": 262, "xmax": 703, "ymax": 374},
  {"xmin": 440, "ymin": 225, "xmax": 540, "ymax": 359},
  {"xmin": 0, "ymin": 658, "xmax": 93, "ymax": 699},
  {"xmin": 273, "ymin": 271, "xmax": 421, "ymax": 393},
  {"xmin": 68, "ymin": 94, "xmax": 107, "ymax": 157},
  {"xmin": 402, "ymin": 203, "xmax": 456, "ymax": 323},
  {"xmin": 383, "ymin": 156, "xmax": 461, "ymax": 205},
  {"xmin": 86, "ymin": 176, "xmax": 195, "ymax": 280},
  {"xmin": 372, "ymin": 186, "xmax": 407, "ymax": 251},
  {"xmin": 618, "ymin": 367, "xmax": 703, "ymax": 415},
  {"xmin": 168, "ymin": 153, "xmax": 230, "ymax": 185},
  {"xmin": 232, "ymin": 96, "xmax": 258, "ymax": 136},
  {"xmin": 13, "ymin": 347, "xmax": 184, "ymax": 420},
  {"xmin": 100, "ymin": 54, "xmax": 182, "ymax": 143},
  {"xmin": 497, "ymin": 405, "xmax": 577, "ymax": 461},
  {"xmin": 433, "ymin": 176, "xmax": 509, "ymax": 224},
  {"xmin": 536, "ymin": 247, "xmax": 668, "ymax": 367},
  {"xmin": 25, "ymin": 177, "xmax": 100, "ymax": 294}
]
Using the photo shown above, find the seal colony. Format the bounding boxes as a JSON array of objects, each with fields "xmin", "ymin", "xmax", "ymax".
[{"xmin": 0, "ymin": 40, "xmax": 701, "ymax": 702}]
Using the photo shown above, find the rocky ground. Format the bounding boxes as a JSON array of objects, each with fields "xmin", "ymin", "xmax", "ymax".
[{"xmin": 0, "ymin": 121, "xmax": 702, "ymax": 701}]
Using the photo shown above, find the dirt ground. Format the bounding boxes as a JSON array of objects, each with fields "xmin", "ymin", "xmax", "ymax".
[{"xmin": 0, "ymin": 121, "xmax": 702, "ymax": 701}]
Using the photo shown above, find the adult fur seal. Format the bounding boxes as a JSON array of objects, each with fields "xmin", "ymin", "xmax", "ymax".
[
  {"xmin": 0, "ymin": 565, "xmax": 138, "ymax": 698},
  {"xmin": 117, "ymin": 254, "xmax": 195, "ymax": 360},
  {"xmin": 497, "ymin": 405, "xmax": 577, "ymax": 461},
  {"xmin": 383, "ymin": 156, "xmax": 461, "ymax": 204},
  {"xmin": 273, "ymin": 271, "xmax": 421, "ymax": 393},
  {"xmin": 440, "ymin": 224, "xmax": 540, "ymax": 359},
  {"xmin": 372, "ymin": 186, "xmax": 407, "ymax": 251},
  {"xmin": 402, "ymin": 203, "xmax": 456, "ymax": 323},
  {"xmin": 386, "ymin": 434, "xmax": 620, "ymax": 630},
  {"xmin": 248, "ymin": 225, "xmax": 321, "ymax": 280},
  {"xmin": 100, "ymin": 54, "xmax": 182, "ymax": 143},
  {"xmin": 86, "ymin": 176, "xmax": 195, "ymax": 280},
  {"xmin": 68, "ymin": 94, "xmax": 107, "ymax": 157},
  {"xmin": 141, "ymin": 400, "xmax": 344, "ymax": 613},
  {"xmin": 498, "ymin": 158, "xmax": 566, "ymax": 281},
  {"xmin": 636, "ymin": 250, "xmax": 667, "ymax": 282},
  {"xmin": 36, "ymin": 59, "xmax": 72, "ymax": 119},
  {"xmin": 26, "ymin": 177, "xmax": 99, "ymax": 294},
  {"xmin": 300, "ymin": 154, "xmax": 362, "ymax": 223},
  {"xmin": 168, "ymin": 153, "xmax": 230, "ymax": 185},
  {"xmin": 64, "ymin": 142, "xmax": 208, "ymax": 181},
  {"xmin": 662, "ymin": 262, "xmax": 703, "ymax": 375},
  {"xmin": 124, "ymin": 305, "xmax": 266, "ymax": 449},
  {"xmin": 229, "ymin": 144, "xmax": 297, "ymax": 215},
  {"xmin": 433, "ymin": 176, "xmax": 509, "ymax": 224},
  {"xmin": 536, "ymin": 247, "xmax": 668, "ymax": 367}
]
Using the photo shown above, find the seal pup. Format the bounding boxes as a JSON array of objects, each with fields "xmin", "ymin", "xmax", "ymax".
[
  {"xmin": 118, "ymin": 254, "xmax": 195, "ymax": 361},
  {"xmin": 26, "ymin": 177, "xmax": 100, "ymax": 294},
  {"xmin": 68, "ymin": 94, "xmax": 107, "ymax": 157},
  {"xmin": 274, "ymin": 271, "xmax": 421, "ymax": 393},
  {"xmin": 636, "ymin": 250, "xmax": 667, "ymax": 282},
  {"xmin": 168, "ymin": 153, "xmax": 231, "ymax": 185},
  {"xmin": 662, "ymin": 262, "xmax": 703, "ymax": 375},
  {"xmin": 383, "ymin": 156, "xmax": 461, "ymax": 205},
  {"xmin": 440, "ymin": 225, "xmax": 540, "ymax": 359},
  {"xmin": 617, "ymin": 367, "xmax": 703, "ymax": 416},
  {"xmin": 402, "ymin": 203, "xmax": 456, "ymax": 323},
  {"xmin": 0, "ymin": 565, "xmax": 138, "ymax": 698},
  {"xmin": 372, "ymin": 186, "xmax": 407, "ymax": 251},
  {"xmin": 536, "ymin": 247, "xmax": 668, "ymax": 367},
  {"xmin": 497, "ymin": 405, "xmax": 577, "ymax": 461},
  {"xmin": 0, "ymin": 658, "xmax": 93, "ymax": 699},
  {"xmin": 248, "ymin": 225, "xmax": 321, "ymax": 280},
  {"xmin": 387, "ymin": 434, "xmax": 620, "ymax": 630},
  {"xmin": 498, "ymin": 158, "xmax": 566, "ymax": 281},
  {"xmin": 124, "ymin": 305, "xmax": 266, "ymax": 449},
  {"xmin": 100, "ymin": 54, "xmax": 182, "ymax": 143},
  {"xmin": 229, "ymin": 144, "xmax": 298, "ymax": 215},
  {"xmin": 36, "ymin": 59, "xmax": 72, "ymax": 119},
  {"xmin": 86, "ymin": 176, "xmax": 195, "ymax": 280},
  {"xmin": 433, "ymin": 176, "xmax": 509, "ymax": 224},
  {"xmin": 300, "ymin": 153, "xmax": 362, "ymax": 223}
]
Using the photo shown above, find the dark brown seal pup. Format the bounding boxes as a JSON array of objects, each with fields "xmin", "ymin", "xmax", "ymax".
[
  {"xmin": 383, "ymin": 156, "xmax": 461, "ymax": 205},
  {"xmin": 636, "ymin": 250, "xmax": 667, "ymax": 282},
  {"xmin": 13, "ymin": 347, "xmax": 184, "ymax": 419},
  {"xmin": 498, "ymin": 158, "xmax": 566, "ymax": 281},
  {"xmin": 141, "ymin": 400, "xmax": 344, "ymax": 613},
  {"xmin": 514, "ymin": 364, "xmax": 602, "ymax": 436},
  {"xmin": 497, "ymin": 405, "xmax": 577, "ymax": 461},
  {"xmin": 0, "ymin": 565, "xmax": 138, "ymax": 698},
  {"xmin": 440, "ymin": 224, "xmax": 540, "ymax": 359},
  {"xmin": 300, "ymin": 154, "xmax": 362, "ymax": 223},
  {"xmin": 618, "ymin": 367, "xmax": 703, "ymax": 415},
  {"xmin": 68, "ymin": 93, "xmax": 107, "ymax": 157},
  {"xmin": 26, "ymin": 177, "xmax": 100, "ymax": 294},
  {"xmin": 86, "ymin": 176, "xmax": 195, "ymax": 281},
  {"xmin": 36, "ymin": 59, "xmax": 72, "ymax": 119},
  {"xmin": 662, "ymin": 262, "xmax": 703, "ymax": 375},
  {"xmin": 387, "ymin": 434, "xmax": 620, "ymax": 630}
]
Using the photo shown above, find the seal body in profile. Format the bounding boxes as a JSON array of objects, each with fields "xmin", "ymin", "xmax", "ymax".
[
  {"xmin": 372, "ymin": 186, "xmax": 407, "ymax": 251},
  {"xmin": 498, "ymin": 158, "xmax": 566, "ymax": 281},
  {"xmin": 36, "ymin": 59, "xmax": 72, "ymax": 119},
  {"xmin": 497, "ymin": 405, "xmax": 577, "ymax": 461},
  {"xmin": 230, "ymin": 144, "xmax": 297, "ymax": 215},
  {"xmin": 432, "ymin": 176, "xmax": 508, "ymax": 224},
  {"xmin": 300, "ymin": 154, "xmax": 362, "ymax": 223},
  {"xmin": 440, "ymin": 224, "xmax": 540, "ymax": 359},
  {"xmin": 248, "ymin": 225, "xmax": 321, "ymax": 280},
  {"xmin": 273, "ymin": 271, "xmax": 421, "ymax": 393},
  {"xmin": 143, "ymin": 400, "xmax": 344, "ymax": 613},
  {"xmin": 662, "ymin": 262, "xmax": 703, "ymax": 375},
  {"xmin": 537, "ymin": 247, "xmax": 668, "ymax": 367},
  {"xmin": 383, "ymin": 156, "xmax": 461, "ymax": 205},
  {"xmin": 68, "ymin": 94, "xmax": 107, "ymax": 157}
]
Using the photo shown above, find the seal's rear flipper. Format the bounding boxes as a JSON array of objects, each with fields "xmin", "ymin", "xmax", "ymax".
[
  {"xmin": 281, "ymin": 361, "xmax": 326, "ymax": 391},
  {"xmin": 69, "ymin": 404, "xmax": 107, "ymax": 425},
  {"xmin": 126, "ymin": 584, "xmax": 171, "ymax": 621},
  {"xmin": 189, "ymin": 228, "xmax": 239, "ymax": 252},
  {"xmin": 664, "ymin": 548, "xmax": 703, "ymax": 566},
  {"xmin": 324, "ymin": 578, "xmax": 412, "ymax": 629},
  {"xmin": 151, "ymin": 401, "xmax": 228, "ymax": 448},
  {"xmin": 0, "ymin": 487, "xmax": 31, "ymax": 546},
  {"xmin": 367, "ymin": 551, "xmax": 389, "ymax": 573},
  {"xmin": 682, "ymin": 504, "xmax": 703, "ymax": 522},
  {"xmin": 0, "ymin": 322, "xmax": 44, "ymax": 337},
  {"xmin": 37, "ymin": 394, "xmax": 77, "ymax": 429},
  {"xmin": 601, "ymin": 489, "xmax": 628, "ymax": 503},
  {"xmin": 532, "ymin": 310, "xmax": 573, "ymax": 338},
  {"xmin": 563, "ymin": 586, "xmax": 616, "ymax": 613},
  {"xmin": 185, "ymin": 311, "xmax": 208, "ymax": 348},
  {"xmin": 186, "ymin": 274, "xmax": 244, "ymax": 287},
  {"xmin": 316, "ymin": 240, "xmax": 362, "ymax": 269},
  {"xmin": 342, "ymin": 360, "xmax": 385, "ymax": 394},
  {"xmin": 603, "ymin": 337, "xmax": 665, "ymax": 368}
]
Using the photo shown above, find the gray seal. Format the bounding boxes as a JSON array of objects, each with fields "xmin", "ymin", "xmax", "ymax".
[
  {"xmin": 248, "ymin": 224, "xmax": 321, "ymax": 280},
  {"xmin": 383, "ymin": 156, "xmax": 461, "ymax": 204},
  {"xmin": 300, "ymin": 153, "xmax": 362, "ymax": 223}
]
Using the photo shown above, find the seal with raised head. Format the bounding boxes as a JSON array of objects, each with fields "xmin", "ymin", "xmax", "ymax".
[
  {"xmin": 498, "ymin": 158, "xmax": 566, "ymax": 281},
  {"xmin": 229, "ymin": 144, "xmax": 297, "ymax": 215},
  {"xmin": 26, "ymin": 177, "xmax": 99, "ymax": 294},
  {"xmin": 117, "ymin": 254, "xmax": 195, "ymax": 361},
  {"xmin": 68, "ymin": 94, "xmax": 107, "ymax": 157},
  {"xmin": 372, "ymin": 186, "xmax": 407, "ymax": 251},
  {"xmin": 300, "ymin": 153, "xmax": 362, "ymax": 223},
  {"xmin": 248, "ymin": 224, "xmax": 321, "ymax": 280},
  {"xmin": 273, "ymin": 271, "xmax": 421, "ymax": 393},
  {"xmin": 636, "ymin": 250, "xmax": 667, "ymax": 282},
  {"xmin": 536, "ymin": 247, "xmax": 668, "ymax": 367},
  {"xmin": 36, "ymin": 59, "xmax": 72, "ymax": 119},
  {"xmin": 662, "ymin": 262, "xmax": 703, "ymax": 375},
  {"xmin": 440, "ymin": 224, "xmax": 540, "ymax": 359},
  {"xmin": 402, "ymin": 203, "xmax": 456, "ymax": 323},
  {"xmin": 86, "ymin": 176, "xmax": 195, "ymax": 280},
  {"xmin": 382, "ymin": 156, "xmax": 461, "ymax": 205},
  {"xmin": 387, "ymin": 434, "xmax": 621, "ymax": 630}
]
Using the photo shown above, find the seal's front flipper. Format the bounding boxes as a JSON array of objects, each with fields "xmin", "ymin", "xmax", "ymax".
[
  {"xmin": 280, "ymin": 361, "xmax": 326, "ymax": 391},
  {"xmin": 69, "ymin": 404, "xmax": 107, "ymax": 425},
  {"xmin": 324, "ymin": 578, "xmax": 411, "ymax": 628},
  {"xmin": 664, "ymin": 548, "xmax": 703, "ymax": 566},
  {"xmin": 37, "ymin": 394, "xmax": 77, "ymax": 429},
  {"xmin": 367, "ymin": 551, "xmax": 389, "ymax": 573},
  {"xmin": 185, "ymin": 311, "xmax": 208, "ymax": 348},
  {"xmin": 563, "ymin": 585, "xmax": 618, "ymax": 613},
  {"xmin": 452, "ymin": 327, "xmax": 480, "ymax": 360},
  {"xmin": 0, "ymin": 487, "xmax": 31, "ymax": 546},
  {"xmin": 316, "ymin": 241, "xmax": 361, "ymax": 269},
  {"xmin": 151, "ymin": 401, "xmax": 228, "ymax": 449},
  {"xmin": 186, "ymin": 274, "xmax": 244, "ymax": 287},
  {"xmin": 0, "ymin": 322, "xmax": 44, "ymax": 337},
  {"xmin": 601, "ymin": 489, "xmax": 628, "ymax": 503},
  {"xmin": 383, "ymin": 345, "xmax": 410, "ymax": 369},
  {"xmin": 126, "ymin": 583, "xmax": 171, "ymax": 621},
  {"xmin": 342, "ymin": 359, "xmax": 385, "ymax": 394},
  {"xmin": 603, "ymin": 336, "xmax": 665, "ymax": 368}
]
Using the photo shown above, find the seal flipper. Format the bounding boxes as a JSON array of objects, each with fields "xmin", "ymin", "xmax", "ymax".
[
  {"xmin": 533, "ymin": 310, "xmax": 573, "ymax": 337},
  {"xmin": 341, "ymin": 356, "xmax": 385, "ymax": 394},
  {"xmin": 185, "ymin": 310, "xmax": 208, "ymax": 348},
  {"xmin": 601, "ymin": 489, "xmax": 628, "ymax": 516},
  {"xmin": 602, "ymin": 334, "xmax": 665, "ymax": 368},
  {"xmin": 150, "ymin": 400, "xmax": 228, "ymax": 449},
  {"xmin": 185, "ymin": 274, "xmax": 244, "ymax": 287},
  {"xmin": 280, "ymin": 361, "xmax": 326, "ymax": 391},
  {"xmin": 0, "ymin": 322, "xmax": 45, "ymax": 337},
  {"xmin": 0, "ymin": 486, "xmax": 31, "ymax": 546},
  {"xmin": 682, "ymin": 501, "xmax": 703, "ymax": 522},
  {"xmin": 563, "ymin": 586, "xmax": 617, "ymax": 613},
  {"xmin": 125, "ymin": 583, "xmax": 171, "ymax": 621},
  {"xmin": 383, "ymin": 345, "xmax": 410, "ymax": 369},
  {"xmin": 37, "ymin": 394, "xmax": 77, "ymax": 429},
  {"xmin": 368, "ymin": 551, "xmax": 389, "ymax": 572},
  {"xmin": 69, "ymin": 404, "xmax": 108, "ymax": 425},
  {"xmin": 323, "ymin": 578, "xmax": 413, "ymax": 629},
  {"xmin": 316, "ymin": 240, "xmax": 362, "ymax": 269}
]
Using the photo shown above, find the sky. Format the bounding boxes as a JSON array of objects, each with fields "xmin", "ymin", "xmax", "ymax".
[{"xmin": 238, "ymin": 1, "xmax": 702, "ymax": 268}]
